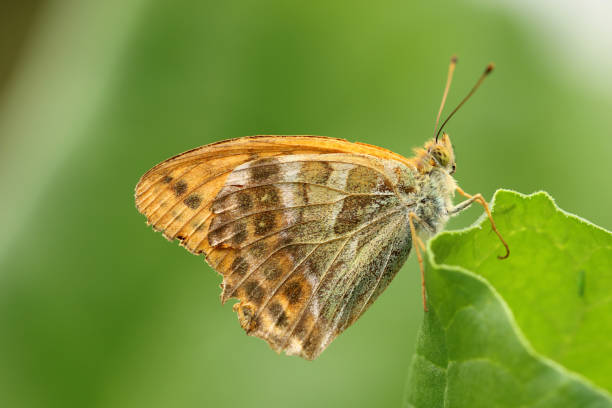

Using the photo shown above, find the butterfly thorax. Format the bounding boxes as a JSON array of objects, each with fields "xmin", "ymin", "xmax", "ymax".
[
  {"xmin": 394, "ymin": 133, "xmax": 458, "ymax": 235},
  {"xmin": 409, "ymin": 167, "xmax": 456, "ymax": 235}
]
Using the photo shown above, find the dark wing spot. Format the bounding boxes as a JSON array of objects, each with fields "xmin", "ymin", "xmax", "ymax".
[
  {"xmin": 283, "ymin": 281, "xmax": 303, "ymax": 305},
  {"xmin": 250, "ymin": 162, "xmax": 280, "ymax": 182},
  {"xmin": 237, "ymin": 192, "xmax": 253, "ymax": 211},
  {"xmin": 255, "ymin": 185, "xmax": 280, "ymax": 207},
  {"xmin": 253, "ymin": 212, "xmax": 277, "ymax": 236},
  {"xmin": 173, "ymin": 180, "xmax": 188, "ymax": 196},
  {"xmin": 244, "ymin": 280, "xmax": 265, "ymax": 305},
  {"xmin": 269, "ymin": 302, "xmax": 288, "ymax": 327},
  {"xmin": 231, "ymin": 256, "xmax": 248, "ymax": 276},
  {"xmin": 276, "ymin": 310, "xmax": 288, "ymax": 327},
  {"xmin": 183, "ymin": 194, "xmax": 202, "ymax": 209},
  {"xmin": 162, "ymin": 175, "xmax": 173, "ymax": 183}
]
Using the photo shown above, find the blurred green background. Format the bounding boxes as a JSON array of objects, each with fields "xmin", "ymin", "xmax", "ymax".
[{"xmin": 1, "ymin": 1, "xmax": 610, "ymax": 407}]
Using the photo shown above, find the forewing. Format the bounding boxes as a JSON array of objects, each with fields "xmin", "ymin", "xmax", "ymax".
[
  {"xmin": 134, "ymin": 136, "xmax": 410, "ymax": 255},
  {"xmin": 135, "ymin": 136, "xmax": 414, "ymax": 359}
]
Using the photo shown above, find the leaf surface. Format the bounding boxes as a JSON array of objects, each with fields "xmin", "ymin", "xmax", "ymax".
[{"xmin": 404, "ymin": 190, "xmax": 612, "ymax": 408}]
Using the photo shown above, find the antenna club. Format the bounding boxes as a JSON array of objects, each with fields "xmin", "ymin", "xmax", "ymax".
[
  {"xmin": 485, "ymin": 63, "xmax": 495, "ymax": 74},
  {"xmin": 451, "ymin": 55, "xmax": 458, "ymax": 64}
]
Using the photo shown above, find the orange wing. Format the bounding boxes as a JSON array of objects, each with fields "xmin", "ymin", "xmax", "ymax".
[
  {"xmin": 135, "ymin": 135, "xmax": 410, "ymax": 256},
  {"xmin": 135, "ymin": 136, "xmax": 415, "ymax": 359}
]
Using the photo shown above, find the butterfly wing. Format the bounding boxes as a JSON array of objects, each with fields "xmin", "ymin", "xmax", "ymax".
[{"xmin": 135, "ymin": 136, "xmax": 415, "ymax": 359}]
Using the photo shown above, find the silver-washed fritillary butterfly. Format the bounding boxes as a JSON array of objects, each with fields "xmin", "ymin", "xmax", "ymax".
[{"xmin": 134, "ymin": 57, "xmax": 509, "ymax": 360}]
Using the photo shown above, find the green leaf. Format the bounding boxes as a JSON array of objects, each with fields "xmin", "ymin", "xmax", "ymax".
[{"xmin": 404, "ymin": 190, "xmax": 612, "ymax": 408}]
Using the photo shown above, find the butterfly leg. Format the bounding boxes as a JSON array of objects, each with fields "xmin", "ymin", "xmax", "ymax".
[
  {"xmin": 408, "ymin": 212, "xmax": 429, "ymax": 312},
  {"xmin": 452, "ymin": 187, "xmax": 510, "ymax": 259}
]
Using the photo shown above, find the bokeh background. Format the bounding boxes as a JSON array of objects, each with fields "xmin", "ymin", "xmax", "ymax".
[{"xmin": 1, "ymin": 1, "xmax": 611, "ymax": 407}]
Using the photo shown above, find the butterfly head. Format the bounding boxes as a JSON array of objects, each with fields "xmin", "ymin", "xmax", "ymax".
[{"xmin": 426, "ymin": 132, "xmax": 456, "ymax": 175}]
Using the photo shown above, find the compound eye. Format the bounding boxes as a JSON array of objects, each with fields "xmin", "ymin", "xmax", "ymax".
[{"xmin": 432, "ymin": 148, "xmax": 449, "ymax": 166}]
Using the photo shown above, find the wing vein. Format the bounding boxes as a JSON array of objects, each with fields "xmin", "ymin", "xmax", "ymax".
[
  {"xmin": 231, "ymin": 158, "xmax": 395, "ymax": 183},
  {"xmin": 138, "ymin": 162, "xmax": 201, "ymax": 211},
  {"xmin": 225, "ymin": 220, "xmax": 323, "ymax": 298},
  {"xmin": 149, "ymin": 167, "xmax": 233, "ymax": 227},
  {"xmin": 278, "ymin": 209, "xmax": 404, "ymax": 351},
  {"xmin": 314, "ymin": 216, "xmax": 403, "ymax": 356},
  {"xmin": 214, "ymin": 181, "xmax": 394, "ymax": 203},
  {"xmin": 140, "ymin": 162, "xmax": 204, "ymax": 216},
  {"xmin": 354, "ymin": 217, "xmax": 403, "ymax": 320},
  {"xmin": 257, "ymin": 243, "xmax": 322, "ymax": 329},
  {"xmin": 301, "ymin": 213, "xmax": 403, "ymax": 355},
  {"xmin": 227, "ymin": 206, "xmax": 404, "ymax": 301},
  {"xmin": 207, "ymin": 198, "xmax": 349, "ymax": 236}
]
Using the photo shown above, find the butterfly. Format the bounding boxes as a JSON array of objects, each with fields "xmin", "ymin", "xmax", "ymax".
[{"xmin": 134, "ymin": 57, "xmax": 509, "ymax": 360}]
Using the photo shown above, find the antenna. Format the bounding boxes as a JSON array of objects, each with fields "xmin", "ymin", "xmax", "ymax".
[
  {"xmin": 433, "ymin": 55, "xmax": 458, "ymax": 139},
  {"xmin": 435, "ymin": 63, "xmax": 494, "ymax": 142}
]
